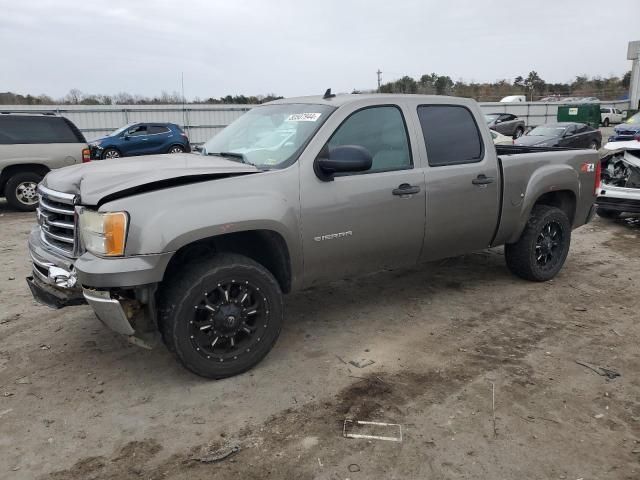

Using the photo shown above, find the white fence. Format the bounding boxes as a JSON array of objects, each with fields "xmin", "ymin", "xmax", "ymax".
[
  {"xmin": 0, "ymin": 104, "xmax": 254, "ymax": 144},
  {"xmin": 477, "ymin": 100, "xmax": 631, "ymax": 127},
  {"xmin": 0, "ymin": 99, "xmax": 632, "ymax": 144}
]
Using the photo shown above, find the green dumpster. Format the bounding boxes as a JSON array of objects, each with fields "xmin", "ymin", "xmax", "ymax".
[{"xmin": 556, "ymin": 104, "xmax": 601, "ymax": 128}]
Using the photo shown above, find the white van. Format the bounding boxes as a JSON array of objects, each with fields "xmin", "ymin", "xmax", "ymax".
[{"xmin": 500, "ymin": 95, "xmax": 526, "ymax": 103}]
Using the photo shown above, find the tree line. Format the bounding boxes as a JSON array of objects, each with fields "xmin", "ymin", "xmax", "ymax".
[
  {"xmin": 378, "ymin": 71, "xmax": 631, "ymax": 101},
  {"xmin": 0, "ymin": 89, "xmax": 283, "ymax": 106},
  {"xmin": 1, "ymin": 70, "xmax": 632, "ymax": 105}
]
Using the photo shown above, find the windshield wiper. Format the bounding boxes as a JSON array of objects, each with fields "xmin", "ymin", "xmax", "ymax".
[{"xmin": 207, "ymin": 151, "xmax": 255, "ymax": 166}]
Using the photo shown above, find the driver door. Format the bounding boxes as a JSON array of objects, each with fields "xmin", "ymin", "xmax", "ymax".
[
  {"xmin": 123, "ymin": 124, "xmax": 149, "ymax": 155},
  {"xmin": 299, "ymin": 104, "xmax": 426, "ymax": 287}
]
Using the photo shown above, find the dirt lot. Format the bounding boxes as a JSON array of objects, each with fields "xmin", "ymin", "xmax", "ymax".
[{"xmin": 0, "ymin": 200, "xmax": 639, "ymax": 480}]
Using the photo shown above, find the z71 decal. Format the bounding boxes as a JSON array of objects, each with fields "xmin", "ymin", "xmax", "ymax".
[{"xmin": 580, "ymin": 162, "xmax": 595, "ymax": 173}]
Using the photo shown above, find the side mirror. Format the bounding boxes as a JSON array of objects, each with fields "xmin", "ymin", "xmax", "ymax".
[{"xmin": 314, "ymin": 145, "xmax": 372, "ymax": 181}]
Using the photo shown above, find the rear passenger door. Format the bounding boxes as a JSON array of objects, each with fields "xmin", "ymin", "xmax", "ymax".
[
  {"xmin": 497, "ymin": 114, "xmax": 516, "ymax": 135},
  {"xmin": 416, "ymin": 104, "xmax": 501, "ymax": 260},
  {"xmin": 147, "ymin": 125, "xmax": 171, "ymax": 153}
]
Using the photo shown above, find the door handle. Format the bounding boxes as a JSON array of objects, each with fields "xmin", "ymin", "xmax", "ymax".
[
  {"xmin": 472, "ymin": 174, "xmax": 494, "ymax": 185},
  {"xmin": 392, "ymin": 183, "xmax": 421, "ymax": 196}
]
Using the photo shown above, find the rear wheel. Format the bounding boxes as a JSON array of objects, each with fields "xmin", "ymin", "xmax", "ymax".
[
  {"xmin": 596, "ymin": 208, "xmax": 621, "ymax": 219},
  {"xmin": 589, "ymin": 140, "xmax": 599, "ymax": 150},
  {"xmin": 505, "ymin": 205, "xmax": 571, "ymax": 282},
  {"xmin": 101, "ymin": 148, "xmax": 121, "ymax": 159},
  {"xmin": 168, "ymin": 145, "xmax": 184, "ymax": 154},
  {"xmin": 514, "ymin": 127, "xmax": 524, "ymax": 139},
  {"xmin": 159, "ymin": 253, "xmax": 283, "ymax": 379},
  {"xmin": 5, "ymin": 172, "xmax": 42, "ymax": 211}
]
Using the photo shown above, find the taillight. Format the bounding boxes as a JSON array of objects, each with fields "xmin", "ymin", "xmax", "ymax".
[
  {"xmin": 594, "ymin": 160, "xmax": 602, "ymax": 196},
  {"xmin": 634, "ymin": 133, "xmax": 640, "ymax": 142},
  {"xmin": 82, "ymin": 148, "xmax": 91, "ymax": 163}
]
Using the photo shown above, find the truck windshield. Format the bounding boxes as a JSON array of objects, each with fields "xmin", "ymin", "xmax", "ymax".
[{"xmin": 202, "ymin": 104, "xmax": 335, "ymax": 169}]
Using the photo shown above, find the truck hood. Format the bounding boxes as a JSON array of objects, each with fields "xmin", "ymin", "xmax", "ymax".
[{"xmin": 42, "ymin": 153, "xmax": 260, "ymax": 206}]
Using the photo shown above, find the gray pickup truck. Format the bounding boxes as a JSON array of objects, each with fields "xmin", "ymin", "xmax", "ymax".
[{"xmin": 26, "ymin": 94, "xmax": 599, "ymax": 378}]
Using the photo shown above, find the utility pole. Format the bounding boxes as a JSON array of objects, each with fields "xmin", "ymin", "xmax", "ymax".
[{"xmin": 376, "ymin": 69, "xmax": 382, "ymax": 92}]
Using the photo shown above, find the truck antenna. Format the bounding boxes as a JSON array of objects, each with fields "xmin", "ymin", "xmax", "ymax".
[{"xmin": 323, "ymin": 88, "xmax": 336, "ymax": 99}]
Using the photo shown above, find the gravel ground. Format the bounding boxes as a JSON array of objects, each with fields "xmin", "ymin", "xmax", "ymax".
[{"xmin": 0, "ymin": 199, "xmax": 639, "ymax": 480}]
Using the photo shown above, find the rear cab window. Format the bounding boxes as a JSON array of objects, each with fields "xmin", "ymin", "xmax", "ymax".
[
  {"xmin": 417, "ymin": 105, "xmax": 484, "ymax": 166},
  {"xmin": 0, "ymin": 115, "xmax": 85, "ymax": 144}
]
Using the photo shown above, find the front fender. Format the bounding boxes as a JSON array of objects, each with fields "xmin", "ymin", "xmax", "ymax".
[{"xmin": 100, "ymin": 168, "xmax": 303, "ymax": 287}]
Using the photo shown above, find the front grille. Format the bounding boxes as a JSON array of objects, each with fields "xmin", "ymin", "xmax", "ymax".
[
  {"xmin": 37, "ymin": 186, "xmax": 78, "ymax": 257},
  {"xmin": 617, "ymin": 130, "xmax": 636, "ymax": 136}
]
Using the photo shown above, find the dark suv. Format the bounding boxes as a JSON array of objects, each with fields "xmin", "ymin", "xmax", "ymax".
[
  {"xmin": 89, "ymin": 123, "xmax": 191, "ymax": 159},
  {"xmin": 0, "ymin": 113, "xmax": 89, "ymax": 211}
]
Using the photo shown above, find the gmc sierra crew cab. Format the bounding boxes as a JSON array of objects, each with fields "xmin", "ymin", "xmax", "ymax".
[{"xmin": 26, "ymin": 93, "xmax": 600, "ymax": 378}]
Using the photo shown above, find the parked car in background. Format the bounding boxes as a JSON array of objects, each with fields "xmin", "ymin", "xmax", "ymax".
[
  {"xmin": 89, "ymin": 123, "xmax": 190, "ymax": 159},
  {"xmin": 0, "ymin": 113, "xmax": 89, "ymax": 211},
  {"xmin": 600, "ymin": 107, "xmax": 624, "ymax": 126},
  {"xmin": 485, "ymin": 113, "xmax": 525, "ymax": 138},
  {"xmin": 490, "ymin": 130, "xmax": 513, "ymax": 145},
  {"xmin": 596, "ymin": 143, "xmax": 640, "ymax": 218},
  {"xmin": 515, "ymin": 122, "xmax": 601, "ymax": 149},
  {"xmin": 500, "ymin": 95, "xmax": 526, "ymax": 103},
  {"xmin": 608, "ymin": 112, "xmax": 640, "ymax": 142}
]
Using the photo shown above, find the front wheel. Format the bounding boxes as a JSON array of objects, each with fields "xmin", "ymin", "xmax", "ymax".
[
  {"xmin": 603, "ymin": 118, "xmax": 610, "ymax": 127},
  {"xmin": 505, "ymin": 205, "xmax": 571, "ymax": 282},
  {"xmin": 589, "ymin": 140, "xmax": 599, "ymax": 150},
  {"xmin": 5, "ymin": 172, "xmax": 42, "ymax": 211},
  {"xmin": 159, "ymin": 253, "xmax": 283, "ymax": 379},
  {"xmin": 101, "ymin": 148, "xmax": 121, "ymax": 159}
]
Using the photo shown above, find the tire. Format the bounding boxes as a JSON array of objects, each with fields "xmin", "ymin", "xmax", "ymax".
[
  {"xmin": 4, "ymin": 172, "xmax": 42, "ymax": 211},
  {"xmin": 159, "ymin": 253, "xmax": 283, "ymax": 379},
  {"xmin": 513, "ymin": 127, "xmax": 524, "ymax": 139},
  {"xmin": 168, "ymin": 145, "xmax": 184, "ymax": 154},
  {"xmin": 505, "ymin": 205, "xmax": 571, "ymax": 282},
  {"xmin": 603, "ymin": 118, "xmax": 610, "ymax": 127},
  {"xmin": 589, "ymin": 140, "xmax": 599, "ymax": 150},
  {"xmin": 101, "ymin": 148, "xmax": 121, "ymax": 159},
  {"xmin": 596, "ymin": 208, "xmax": 621, "ymax": 219}
]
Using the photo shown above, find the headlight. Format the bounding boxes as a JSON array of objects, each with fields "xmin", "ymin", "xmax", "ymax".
[{"xmin": 78, "ymin": 209, "xmax": 129, "ymax": 256}]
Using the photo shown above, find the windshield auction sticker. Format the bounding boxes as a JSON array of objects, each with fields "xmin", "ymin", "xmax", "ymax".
[{"xmin": 286, "ymin": 113, "xmax": 322, "ymax": 122}]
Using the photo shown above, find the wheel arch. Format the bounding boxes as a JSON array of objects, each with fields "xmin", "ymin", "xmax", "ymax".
[
  {"xmin": 162, "ymin": 229, "xmax": 293, "ymax": 294},
  {"xmin": 0, "ymin": 163, "xmax": 50, "ymax": 195}
]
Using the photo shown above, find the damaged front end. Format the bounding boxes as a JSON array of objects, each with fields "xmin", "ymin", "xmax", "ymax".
[{"xmin": 597, "ymin": 147, "xmax": 640, "ymax": 215}]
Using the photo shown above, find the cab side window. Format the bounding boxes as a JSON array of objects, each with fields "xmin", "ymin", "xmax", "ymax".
[
  {"xmin": 418, "ymin": 105, "xmax": 483, "ymax": 166},
  {"xmin": 328, "ymin": 106, "xmax": 412, "ymax": 173},
  {"xmin": 149, "ymin": 125, "xmax": 170, "ymax": 134},
  {"xmin": 128, "ymin": 125, "xmax": 148, "ymax": 137}
]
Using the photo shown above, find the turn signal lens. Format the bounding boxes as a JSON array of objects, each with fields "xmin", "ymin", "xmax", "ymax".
[
  {"xmin": 79, "ymin": 209, "xmax": 129, "ymax": 256},
  {"xmin": 103, "ymin": 212, "xmax": 128, "ymax": 256}
]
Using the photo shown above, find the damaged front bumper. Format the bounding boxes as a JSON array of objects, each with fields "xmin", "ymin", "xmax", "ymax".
[{"xmin": 27, "ymin": 226, "xmax": 171, "ymax": 340}]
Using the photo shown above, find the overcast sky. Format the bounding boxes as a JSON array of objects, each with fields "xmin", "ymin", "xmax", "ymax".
[{"xmin": 1, "ymin": 0, "xmax": 638, "ymax": 100}]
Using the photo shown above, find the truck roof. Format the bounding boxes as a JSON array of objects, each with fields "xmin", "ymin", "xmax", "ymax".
[{"xmin": 268, "ymin": 93, "xmax": 472, "ymax": 107}]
